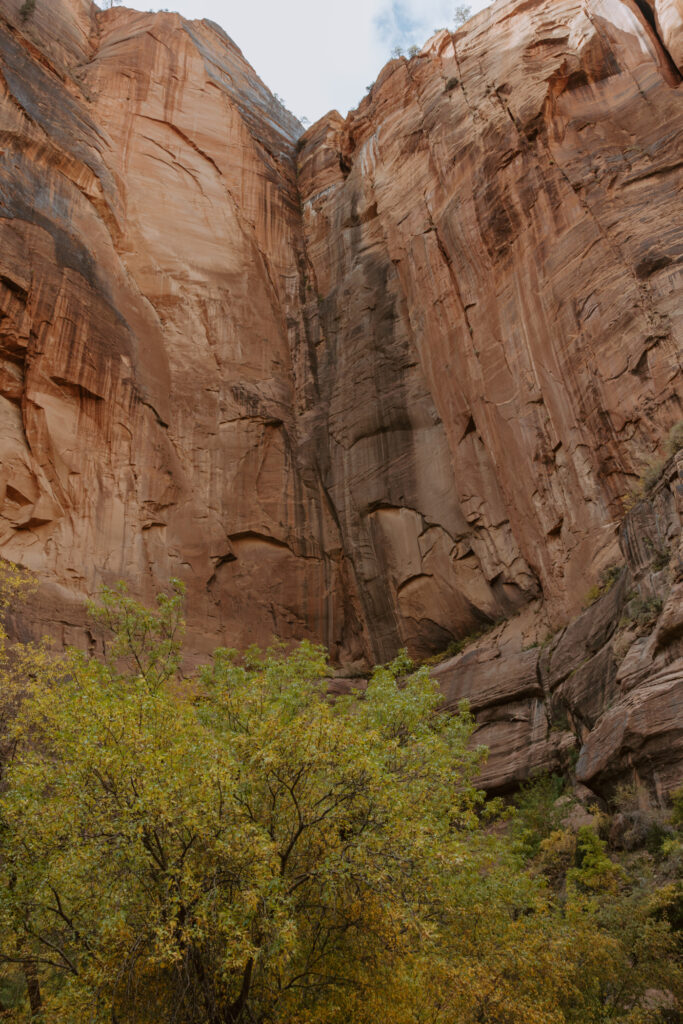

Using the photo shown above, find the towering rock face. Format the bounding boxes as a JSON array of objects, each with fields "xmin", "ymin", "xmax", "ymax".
[
  {"xmin": 0, "ymin": 0, "xmax": 681, "ymax": 787},
  {"xmin": 296, "ymin": 0, "xmax": 682, "ymax": 661},
  {"xmin": 0, "ymin": 0, "xmax": 366, "ymax": 659}
]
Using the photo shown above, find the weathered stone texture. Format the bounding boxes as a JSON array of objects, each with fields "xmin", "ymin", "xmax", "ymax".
[
  {"xmin": 0, "ymin": 1, "xmax": 366, "ymax": 660},
  {"xmin": 433, "ymin": 452, "xmax": 682, "ymax": 794},
  {"xmin": 574, "ymin": 453, "xmax": 683, "ymax": 798},
  {"xmin": 0, "ymin": 0, "xmax": 681, "ymax": 792},
  {"xmin": 297, "ymin": 0, "xmax": 682, "ymax": 661}
]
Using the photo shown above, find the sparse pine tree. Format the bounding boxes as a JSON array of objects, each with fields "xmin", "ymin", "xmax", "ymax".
[{"xmin": 454, "ymin": 4, "xmax": 471, "ymax": 26}]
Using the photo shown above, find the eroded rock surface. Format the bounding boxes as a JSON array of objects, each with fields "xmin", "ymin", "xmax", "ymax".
[
  {"xmin": 430, "ymin": 452, "xmax": 682, "ymax": 794},
  {"xmin": 0, "ymin": 0, "xmax": 367, "ymax": 660},
  {"xmin": 0, "ymin": 0, "xmax": 681, "ymax": 792},
  {"xmin": 297, "ymin": 0, "xmax": 682, "ymax": 661}
]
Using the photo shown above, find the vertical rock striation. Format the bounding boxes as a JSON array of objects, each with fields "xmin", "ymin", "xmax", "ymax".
[
  {"xmin": 296, "ymin": 0, "xmax": 682, "ymax": 661},
  {"xmin": 0, "ymin": 0, "xmax": 366, "ymax": 658},
  {"xmin": 0, "ymin": 0, "xmax": 681, "ymax": 787}
]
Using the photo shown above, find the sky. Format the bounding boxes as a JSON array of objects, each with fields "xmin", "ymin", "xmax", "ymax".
[{"xmin": 112, "ymin": 0, "xmax": 493, "ymax": 123}]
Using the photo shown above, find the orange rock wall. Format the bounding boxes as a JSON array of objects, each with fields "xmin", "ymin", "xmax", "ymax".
[
  {"xmin": 296, "ymin": 0, "xmax": 682, "ymax": 660},
  {"xmin": 0, "ymin": 0, "xmax": 681, "ymax": 676},
  {"xmin": 0, "ymin": 0, "xmax": 366, "ymax": 659}
]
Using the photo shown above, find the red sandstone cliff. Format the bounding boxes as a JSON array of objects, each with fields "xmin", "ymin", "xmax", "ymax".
[
  {"xmin": 0, "ymin": 0, "xmax": 681, "ymax": 792},
  {"xmin": 296, "ymin": 0, "xmax": 682, "ymax": 660},
  {"xmin": 0, "ymin": 0, "xmax": 364, "ymax": 660}
]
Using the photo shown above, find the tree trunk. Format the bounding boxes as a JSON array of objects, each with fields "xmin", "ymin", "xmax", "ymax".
[
  {"xmin": 24, "ymin": 964, "xmax": 42, "ymax": 1017},
  {"xmin": 225, "ymin": 958, "xmax": 253, "ymax": 1024}
]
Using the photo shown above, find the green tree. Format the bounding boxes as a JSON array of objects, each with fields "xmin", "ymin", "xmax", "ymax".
[
  {"xmin": 0, "ymin": 575, "xmax": 680, "ymax": 1022},
  {"xmin": 453, "ymin": 5, "xmax": 471, "ymax": 27}
]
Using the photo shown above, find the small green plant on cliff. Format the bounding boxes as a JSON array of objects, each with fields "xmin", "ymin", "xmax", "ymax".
[
  {"xmin": 619, "ymin": 592, "xmax": 663, "ymax": 630},
  {"xmin": 641, "ymin": 456, "xmax": 666, "ymax": 493},
  {"xmin": 644, "ymin": 535, "xmax": 670, "ymax": 572},
  {"xmin": 422, "ymin": 622, "xmax": 498, "ymax": 667},
  {"xmin": 523, "ymin": 628, "xmax": 556, "ymax": 652},
  {"xmin": 623, "ymin": 420, "xmax": 683, "ymax": 509},
  {"xmin": 665, "ymin": 419, "xmax": 683, "ymax": 457},
  {"xmin": 582, "ymin": 563, "xmax": 623, "ymax": 608}
]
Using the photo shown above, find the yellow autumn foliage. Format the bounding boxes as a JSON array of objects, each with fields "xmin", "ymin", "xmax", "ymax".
[{"xmin": 0, "ymin": 567, "xmax": 679, "ymax": 1022}]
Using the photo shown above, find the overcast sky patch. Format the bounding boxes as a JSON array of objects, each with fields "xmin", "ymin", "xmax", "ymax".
[{"xmin": 108, "ymin": 0, "xmax": 492, "ymax": 122}]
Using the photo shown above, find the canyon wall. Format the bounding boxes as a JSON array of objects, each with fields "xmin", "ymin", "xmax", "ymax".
[
  {"xmin": 0, "ymin": 0, "xmax": 681, "ymax": 791},
  {"xmin": 432, "ymin": 449, "xmax": 683, "ymax": 795},
  {"xmin": 0, "ymin": 0, "xmax": 366, "ymax": 659},
  {"xmin": 296, "ymin": 0, "xmax": 682, "ymax": 661}
]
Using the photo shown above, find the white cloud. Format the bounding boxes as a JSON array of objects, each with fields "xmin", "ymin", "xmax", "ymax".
[{"xmin": 114, "ymin": 0, "xmax": 492, "ymax": 122}]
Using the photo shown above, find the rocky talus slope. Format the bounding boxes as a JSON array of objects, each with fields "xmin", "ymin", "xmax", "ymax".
[{"xmin": 0, "ymin": 0, "xmax": 681, "ymax": 794}]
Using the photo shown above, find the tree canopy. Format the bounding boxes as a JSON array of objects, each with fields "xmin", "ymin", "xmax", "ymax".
[{"xmin": 0, "ymin": 573, "xmax": 680, "ymax": 1022}]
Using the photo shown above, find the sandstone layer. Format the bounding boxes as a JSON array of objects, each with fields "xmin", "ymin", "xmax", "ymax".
[
  {"xmin": 332, "ymin": 449, "xmax": 683, "ymax": 795},
  {"xmin": 428, "ymin": 450, "xmax": 683, "ymax": 794},
  {"xmin": 0, "ymin": 0, "xmax": 365, "ymax": 659},
  {"xmin": 0, "ymin": 0, "xmax": 681, "ymax": 794},
  {"xmin": 297, "ymin": 0, "xmax": 682, "ymax": 661}
]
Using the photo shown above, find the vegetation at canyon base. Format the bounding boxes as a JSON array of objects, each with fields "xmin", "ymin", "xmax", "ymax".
[{"xmin": 0, "ymin": 570, "xmax": 681, "ymax": 1023}]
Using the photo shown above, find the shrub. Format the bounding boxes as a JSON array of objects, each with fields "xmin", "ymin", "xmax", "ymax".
[
  {"xmin": 18, "ymin": 0, "xmax": 35, "ymax": 20},
  {"xmin": 568, "ymin": 826, "xmax": 624, "ymax": 891},
  {"xmin": 0, "ymin": 579, "xmax": 566, "ymax": 1023},
  {"xmin": 620, "ymin": 594, "xmax": 663, "ymax": 629},
  {"xmin": 611, "ymin": 778, "xmax": 645, "ymax": 814},
  {"xmin": 665, "ymin": 420, "xmax": 683, "ymax": 458},
  {"xmin": 668, "ymin": 785, "xmax": 683, "ymax": 832},
  {"xmin": 0, "ymin": 575, "xmax": 681, "ymax": 1023},
  {"xmin": 583, "ymin": 564, "xmax": 623, "ymax": 607},
  {"xmin": 622, "ymin": 422, "xmax": 682, "ymax": 510},
  {"xmin": 642, "ymin": 456, "xmax": 666, "ymax": 492},
  {"xmin": 539, "ymin": 828, "xmax": 576, "ymax": 884},
  {"xmin": 645, "ymin": 535, "xmax": 671, "ymax": 571},
  {"xmin": 608, "ymin": 786, "xmax": 676, "ymax": 854},
  {"xmin": 511, "ymin": 773, "xmax": 567, "ymax": 858},
  {"xmin": 453, "ymin": 4, "xmax": 471, "ymax": 26}
]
